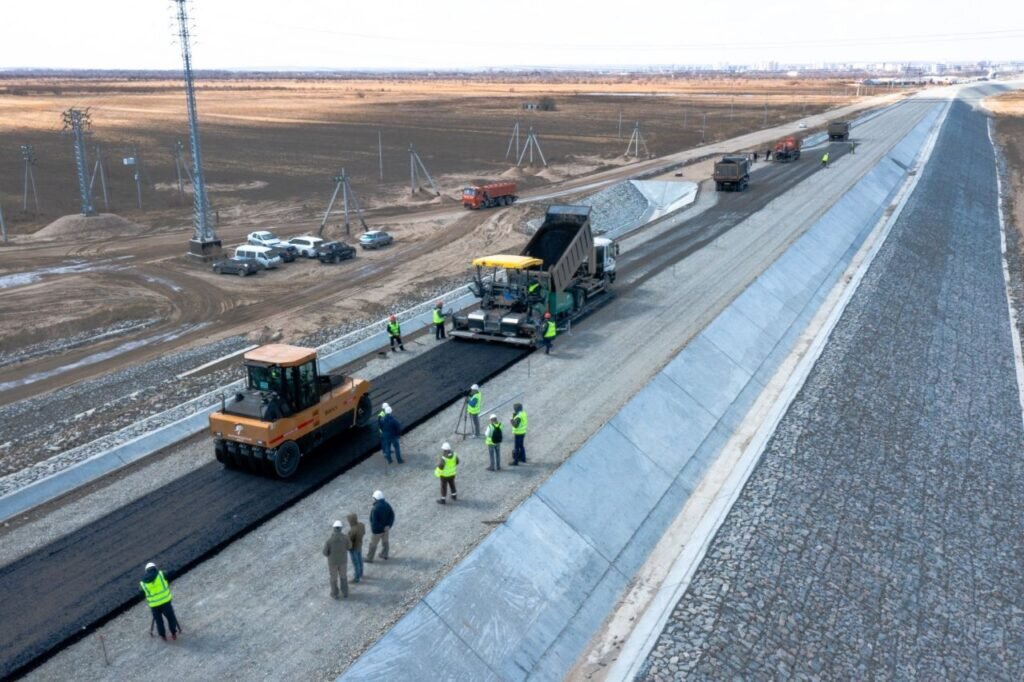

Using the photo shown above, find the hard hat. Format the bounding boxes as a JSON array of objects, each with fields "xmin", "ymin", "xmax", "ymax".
[
  {"xmin": 442, "ymin": 442, "xmax": 452, "ymax": 451},
  {"xmin": 436, "ymin": 300, "xmax": 443, "ymax": 306},
  {"xmin": 544, "ymin": 312, "xmax": 551, "ymax": 319},
  {"xmin": 333, "ymin": 520, "xmax": 343, "ymax": 528},
  {"xmin": 389, "ymin": 314, "xmax": 396, "ymax": 321},
  {"xmin": 489, "ymin": 413, "xmax": 497, "ymax": 420},
  {"xmin": 372, "ymin": 490, "xmax": 384, "ymax": 500},
  {"xmin": 471, "ymin": 384, "xmax": 479, "ymax": 391},
  {"xmin": 383, "ymin": 402, "xmax": 392, "ymax": 414},
  {"xmin": 145, "ymin": 562, "xmax": 157, "ymax": 570}
]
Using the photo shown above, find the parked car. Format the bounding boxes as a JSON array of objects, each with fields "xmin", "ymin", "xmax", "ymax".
[
  {"xmin": 234, "ymin": 245, "xmax": 283, "ymax": 270},
  {"xmin": 269, "ymin": 246, "xmax": 296, "ymax": 263},
  {"xmin": 247, "ymin": 230, "xmax": 284, "ymax": 248},
  {"xmin": 359, "ymin": 230, "xmax": 393, "ymax": 250},
  {"xmin": 289, "ymin": 236, "xmax": 324, "ymax": 258},
  {"xmin": 316, "ymin": 241, "xmax": 357, "ymax": 264},
  {"xmin": 212, "ymin": 258, "xmax": 258, "ymax": 276}
]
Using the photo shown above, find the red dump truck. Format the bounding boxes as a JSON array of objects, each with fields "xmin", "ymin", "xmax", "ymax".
[
  {"xmin": 462, "ymin": 181, "xmax": 517, "ymax": 209},
  {"xmin": 773, "ymin": 136, "xmax": 802, "ymax": 162}
]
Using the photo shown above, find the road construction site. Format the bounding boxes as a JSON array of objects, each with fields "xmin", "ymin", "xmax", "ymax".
[{"xmin": 0, "ymin": 88, "xmax": 954, "ymax": 679}]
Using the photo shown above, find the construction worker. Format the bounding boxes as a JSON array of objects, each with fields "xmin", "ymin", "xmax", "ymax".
[
  {"xmin": 542, "ymin": 312, "xmax": 557, "ymax": 355},
  {"xmin": 433, "ymin": 301, "xmax": 446, "ymax": 340},
  {"xmin": 386, "ymin": 314, "xmax": 405, "ymax": 352},
  {"xmin": 765, "ymin": 149, "xmax": 772, "ymax": 161},
  {"xmin": 140, "ymin": 562, "xmax": 181, "ymax": 641},
  {"xmin": 485, "ymin": 414, "xmax": 503, "ymax": 471},
  {"xmin": 322, "ymin": 520, "xmax": 351, "ymax": 599},
  {"xmin": 511, "ymin": 403, "xmax": 528, "ymax": 465},
  {"xmin": 467, "ymin": 384, "xmax": 483, "ymax": 437},
  {"xmin": 849, "ymin": 141, "xmax": 856, "ymax": 154},
  {"xmin": 367, "ymin": 490, "xmax": 394, "ymax": 562},
  {"xmin": 346, "ymin": 512, "xmax": 365, "ymax": 583},
  {"xmin": 821, "ymin": 152, "xmax": 830, "ymax": 168},
  {"xmin": 435, "ymin": 442, "xmax": 459, "ymax": 504},
  {"xmin": 377, "ymin": 402, "xmax": 404, "ymax": 464}
]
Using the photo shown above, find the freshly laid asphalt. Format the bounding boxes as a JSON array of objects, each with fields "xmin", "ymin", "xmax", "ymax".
[
  {"xmin": 0, "ymin": 139, "xmax": 856, "ymax": 679},
  {"xmin": 639, "ymin": 100, "xmax": 1024, "ymax": 680}
]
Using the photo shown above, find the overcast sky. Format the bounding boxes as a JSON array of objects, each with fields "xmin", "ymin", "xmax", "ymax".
[{"xmin": 2, "ymin": 0, "xmax": 1021, "ymax": 70}]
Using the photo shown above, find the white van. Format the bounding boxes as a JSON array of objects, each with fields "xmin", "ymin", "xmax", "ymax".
[{"xmin": 234, "ymin": 245, "xmax": 283, "ymax": 270}]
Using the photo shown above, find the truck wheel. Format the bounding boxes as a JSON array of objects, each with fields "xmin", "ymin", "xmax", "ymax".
[
  {"xmin": 354, "ymin": 394, "xmax": 372, "ymax": 428},
  {"xmin": 273, "ymin": 441, "xmax": 301, "ymax": 479}
]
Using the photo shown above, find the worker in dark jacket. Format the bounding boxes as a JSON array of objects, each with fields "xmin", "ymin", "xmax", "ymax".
[
  {"xmin": 323, "ymin": 520, "xmax": 351, "ymax": 599},
  {"xmin": 511, "ymin": 403, "xmax": 528, "ymax": 465},
  {"xmin": 347, "ymin": 512, "xmax": 366, "ymax": 583},
  {"xmin": 367, "ymin": 490, "xmax": 395, "ymax": 562},
  {"xmin": 386, "ymin": 314, "xmax": 405, "ymax": 352},
  {"xmin": 140, "ymin": 562, "xmax": 181, "ymax": 641},
  {"xmin": 377, "ymin": 402, "xmax": 404, "ymax": 464}
]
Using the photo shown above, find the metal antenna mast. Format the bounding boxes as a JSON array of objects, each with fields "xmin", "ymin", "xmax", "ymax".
[
  {"xmin": 20, "ymin": 145, "xmax": 39, "ymax": 213},
  {"xmin": 61, "ymin": 108, "xmax": 96, "ymax": 217},
  {"xmin": 319, "ymin": 168, "xmax": 368, "ymax": 237},
  {"xmin": 624, "ymin": 121, "xmax": 649, "ymax": 159},
  {"xmin": 504, "ymin": 120, "xmax": 521, "ymax": 161},
  {"xmin": 408, "ymin": 144, "xmax": 439, "ymax": 196},
  {"xmin": 516, "ymin": 127, "xmax": 547, "ymax": 168},
  {"xmin": 175, "ymin": 0, "xmax": 220, "ymax": 256},
  {"xmin": 89, "ymin": 145, "xmax": 110, "ymax": 210}
]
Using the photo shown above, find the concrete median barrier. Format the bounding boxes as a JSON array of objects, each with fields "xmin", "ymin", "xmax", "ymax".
[{"xmin": 341, "ymin": 102, "xmax": 947, "ymax": 681}]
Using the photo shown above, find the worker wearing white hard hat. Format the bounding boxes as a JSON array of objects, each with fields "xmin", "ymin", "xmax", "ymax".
[
  {"xmin": 466, "ymin": 384, "xmax": 483, "ymax": 438},
  {"xmin": 485, "ymin": 413, "xmax": 504, "ymax": 472},
  {"xmin": 378, "ymin": 402, "xmax": 404, "ymax": 464},
  {"xmin": 435, "ymin": 441, "xmax": 459, "ymax": 504}
]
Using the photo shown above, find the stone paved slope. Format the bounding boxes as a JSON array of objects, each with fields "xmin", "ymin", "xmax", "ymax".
[{"xmin": 639, "ymin": 100, "xmax": 1024, "ymax": 680}]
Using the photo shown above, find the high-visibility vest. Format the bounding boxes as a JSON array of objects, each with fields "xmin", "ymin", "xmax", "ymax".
[
  {"xmin": 528, "ymin": 282, "xmax": 540, "ymax": 294},
  {"xmin": 140, "ymin": 571, "xmax": 173, "ymax": 608},
  {"xmin": 434, "ymin": 453, "xmax": 457, "ymax": 478},
  {"xmin": 378, "ymin": 410, "xmax": 386, "ymax": 433},
  {"xmin": 467, "ymin": 390, "xmax": 482, "ymax": 415},
  {"xmin": 388, "ymin": 321, "xmax": 400, "ymax": 336},
  {"xmin": 433, "ymin": 308, "xmax": 445, "ymax": 324},
  {"xmin": 485, "ymin": 421, "xmax": 503, "ymax": 445},
  {"xmin": 544, "ymin": 320, "xmax": 557, "ymax": 339},
  {"xmin": 822, "ymin": 153, "xmax": 829, "ymax": 162},
  {"xmin": 512, "ymin": 410, "xmax": 528, "ymax": 435}
]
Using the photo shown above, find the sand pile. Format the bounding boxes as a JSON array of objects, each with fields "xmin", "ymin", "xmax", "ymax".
[{"xmin": 34, "ymin": 213, "xmax": 147, "ymax": 240}]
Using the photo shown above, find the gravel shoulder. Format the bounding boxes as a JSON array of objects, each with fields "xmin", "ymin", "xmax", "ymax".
[{"xmin": 638, "ymin": 99, "xmax": 1024, "ymax": 680}]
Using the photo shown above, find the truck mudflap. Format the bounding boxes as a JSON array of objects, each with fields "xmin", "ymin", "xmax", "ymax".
[{"xmin": 450, "ymin": 330, "xmax": 537, "ymax": 346}]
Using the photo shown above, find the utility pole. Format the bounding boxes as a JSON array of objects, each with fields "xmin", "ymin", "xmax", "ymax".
[
  {"xmin": 618, "ymin": 109, "xmax": 623, "ymax": 139},
  {"xmin": 409, "ymin": 144, "xmax": 440, "ymax": 196},
  {"xmin": 61, "ymin": 108, "xmax": 96, "ymax": 217},
  {"xmin": 130, "ymin": 145, "xmax": 143, "ymax": 210},
  {"xmin": 175, "ymin": 0, "xmax": 220, "ymax": 257},
  {"xmin": 89, "ymin": 145, "xmax": 110, "ymax": 210},
  {"xmin": 516, "ymin": 127, "xmax": 547, "ymax": 168},
  {"xmin": 504, "ymin": 120, "xmax": 521, "ymax": 162},
  {"xmin": 378, "ymin": 130, "xmax": 384, "ymax": 182},
  {"xmin": 702, "ymin": 112, "xmax": 707, "ymax": 144},
  {"xmin": 172, "ymin": 139, "xmax": 193, "ymax": 197},
  {"xmin": 624, "ymin": 121, "xmax": 649, "ymax": 158},
  {"xmin": 319, "ymin": 168, "xmax": 368, "ymax": 237},
  {"xmin": 20, "ymin": 144, "xmax": 39, "ymax": 213},
  {"xmin": 0, "ymin": 203, "xmax": 7, "ymax": 244}
]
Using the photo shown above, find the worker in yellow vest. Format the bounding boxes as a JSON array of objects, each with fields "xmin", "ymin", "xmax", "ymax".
[
  {"xmin": 386, "ymin": 314, "xmax": 405, "ymax": 352},
  {"xmin": 140, "ymin": 562, "xmax": 181, "ymax": 641},
  {"xmin": 435, "ymin": 442, "xmax": 459, "ymax": 504},
  {"xmin": 511, "ymin": 403, "xmax": 528, "ymax": 465},
  {"xmin": 466, "ymin": 384, "xmax": 482, "ymax": 437},
  {"xmin": 821, "ymin": 152, "xmax": 830, "ymax": 168},
  {"xmin": 485, "ymin": 414, "xmax": 504, "ymax": 471},
  {"xmin": 433, "ymin": 301, "xmax": 447, "ymax": 340},
  {"xmin": 542, "ymin": 312, "xmax": 557, "ymax": 355}
]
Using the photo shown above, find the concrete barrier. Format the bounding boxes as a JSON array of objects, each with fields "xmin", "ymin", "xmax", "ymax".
[{"xmin": 341, "ymin": 103, "xmax": 946, "ymax": 681}]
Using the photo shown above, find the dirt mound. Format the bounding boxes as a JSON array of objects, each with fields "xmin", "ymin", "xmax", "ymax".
[
  {"xmin": 500, "ymin": 166, "xmax": 528, "ymax": 178},
  {"xmin": 34, "ymin": 213, "xmax": 146, "ymax": 240}
]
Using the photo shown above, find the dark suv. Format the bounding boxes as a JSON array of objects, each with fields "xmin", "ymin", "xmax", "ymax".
[
  {"xmin": 269, "ymin": 245, "xmax": 298, "ymax": 262},
  {"xmin": 212, "ymin": 258, "xmax": 258, "ymax": 276},
  {"xmin": 316, "ymin": 241, "xmax": 357, "ymax": 264}
]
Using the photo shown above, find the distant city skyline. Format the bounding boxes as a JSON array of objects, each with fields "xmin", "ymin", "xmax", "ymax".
[{"xmin": 1, "ymin": 1, "xmax": 1021, "ymax": 71}]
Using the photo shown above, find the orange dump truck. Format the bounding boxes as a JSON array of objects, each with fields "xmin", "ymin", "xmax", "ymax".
[
  {"xmin": 462, "ymin": 181, "xmax": 517, "ymax": 209},
  {"xmin": 773, "ymin": 136, "xmax": 802, "ymax": 162}
]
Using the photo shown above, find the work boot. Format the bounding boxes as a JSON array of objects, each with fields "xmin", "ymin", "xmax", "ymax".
[
  {"xmin": 451, "ymin": 494, "xmax": 457, "ymax": 501},
  {"xmin": 171, "ymin": 631, "xmax": 178, "ymax": 641},
  {"xmin": 437, "ymin": 498, "xmax": 446, "ymax": 504},
  {"xmin": 160, "ymin": 635, "xmax": 167, "ymax": 641}
]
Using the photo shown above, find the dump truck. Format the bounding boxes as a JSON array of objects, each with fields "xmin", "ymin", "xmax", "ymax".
[
  {"xmin": 209, "ymin": 344, "xmax": 372, "ymax": 478},
  {"xmin": 828, "ymin": 121, "xmax": 851, "ymax": 141},
  {"xmin": 451, "ymin": 205, "xmax": 618, "ymax": 346},
  {"xmin": 713, "ymin": 155, "xmax": 751, "ymax": 191},
  {"xmin": 462, "ymin": 181, "xmax": 517, "ymax": 209},
  {"xmin": 773, "ymin": 136, "xmax": 802, "ymax": 162}
]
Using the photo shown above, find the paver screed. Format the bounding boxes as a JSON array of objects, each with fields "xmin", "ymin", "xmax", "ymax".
[{"xmin": 638, "ymin": 100, "xmax": 1024, "ymax": 680}]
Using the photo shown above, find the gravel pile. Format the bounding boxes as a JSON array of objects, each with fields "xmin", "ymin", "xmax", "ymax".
[{"xmin": 578, "ymin": 181, "xmax": 650, "ymax": 235}]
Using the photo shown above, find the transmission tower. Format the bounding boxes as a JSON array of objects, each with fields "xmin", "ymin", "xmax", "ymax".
[
  {"xmin": 319, "ymin": 168, "xmax": 368, "ymax": 237},
  {"xmin": 61, "ymin": 108, "xmax": 96, "ymax": 217},
  {"xmin": 516, "ymin": 127, "xmax": 547, "ymax": 168},
  {"xmin": 409, "ymin": 144, "xmax": 439, "ymax": 196},
  {"xmin": 20, "ymin": 144, "xmax": 39, "ymax": 213},
  {"xmin": 89, "ymin": 145, "xmax": 110, "ymax": 210},
  {"xmin": 175, "ymin": 0, "xmax": 219, "ymax": 256},
  {"xmin": 504, "ymin": 120, "xmax": 521, "ymax": 161},
  {"xmin": 624, "ymin": 121, "xmax": 650, "ymax": 159}
]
